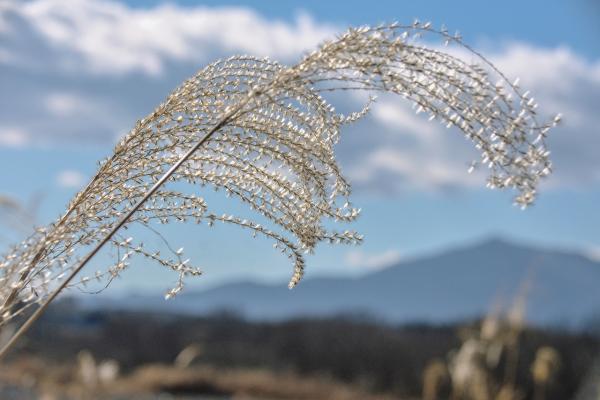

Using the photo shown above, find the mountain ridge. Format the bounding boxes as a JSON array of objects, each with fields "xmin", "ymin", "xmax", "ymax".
[{"xmin": 89, "ymin": 237, "xmax": 600, "ymax": 327}]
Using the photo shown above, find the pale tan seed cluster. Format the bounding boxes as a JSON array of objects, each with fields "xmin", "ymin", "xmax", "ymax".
[{"xmin": 0, "ymin": 23, "xmax": 557, "ymax": 325}]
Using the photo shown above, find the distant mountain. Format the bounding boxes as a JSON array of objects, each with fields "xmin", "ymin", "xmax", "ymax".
[{"xmin": 92, "ymin": 238, "xmax": 600, "ymax": 326}]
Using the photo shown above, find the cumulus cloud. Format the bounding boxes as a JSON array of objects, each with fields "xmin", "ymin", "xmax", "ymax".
[
  {"xmin": 1, "ymin": 0, "xmax": 335, "ymax": 75},
  {"xmin": 0, "ymin": 0, "xmax": 336, "ymax": 148},
  {"xmin": 348, "ymin": 147, "xmax": 483, "ymax": 192},
  {"xmin": 55, "ymin": 170, "xmax": 86, "ymax": 188},
  {"xmin": 45, "ymin": 92, "xmax": 90, "ymax": 116},
  {"xmin": 339, "ymin": 44, "xmax": 600, "ymax": 193},
  {"xmin": 490, "ymin": 44, "xmax": 600, "ymax": 190},
  {"xmin": 0, "ymin": 0, "xmax": 598, "ymax": 193},
  {"xmin": 345, "ymin": 249, "xmax": 402, "ymax": 271},
  {"xmin": 0, "ymin": 127, "xmax": 30, "ymax": 148},
  {"xmin": 583, "ymin": 245, "xmax": 600, "ymax": 263}
]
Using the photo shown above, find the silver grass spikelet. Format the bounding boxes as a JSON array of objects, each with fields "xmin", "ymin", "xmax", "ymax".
[{"xmin": 0, "ymin": 23, "xmax": 557, "ymax": 346}]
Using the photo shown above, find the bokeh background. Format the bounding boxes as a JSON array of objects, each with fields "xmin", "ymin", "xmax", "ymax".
[{"xmin": 1, "ymin": 1, "xmax": 599, "ymax": 399}]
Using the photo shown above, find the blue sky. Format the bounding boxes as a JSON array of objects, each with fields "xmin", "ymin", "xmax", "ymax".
[
  {"xmin": 126, "ymin": 0, "xmax": 600, "ymax": 57},
  {"xmin": 0, "ymin": 0, "xmax": 599, "ymax": 295}
]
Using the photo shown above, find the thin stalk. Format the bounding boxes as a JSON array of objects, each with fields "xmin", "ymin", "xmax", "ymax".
[
  {"xmin": 0, "ymin": 94, "xmax": 254, "ymax": 360},
  {"xmin": 1, "ymin": 163, "xmax": 110, "ymax": 322}
]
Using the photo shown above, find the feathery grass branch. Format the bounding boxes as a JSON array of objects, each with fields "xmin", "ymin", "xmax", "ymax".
[
  {"xmin": 0, "ymin": 97, "xmax": 248, "ymax": 359},
  {"xmin": 0, "ymin": 22, "xmax": 558, "ymax": 358}
]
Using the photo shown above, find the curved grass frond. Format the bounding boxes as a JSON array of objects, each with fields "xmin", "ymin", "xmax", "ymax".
[{"xmin": 0, "ymin": 23, "xmax": 557, "ymax": 327}]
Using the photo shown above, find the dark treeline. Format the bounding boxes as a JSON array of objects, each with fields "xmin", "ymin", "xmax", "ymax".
[{"xmin": 13, "ymin": 300, "xmax": 600, "ymax": 399}]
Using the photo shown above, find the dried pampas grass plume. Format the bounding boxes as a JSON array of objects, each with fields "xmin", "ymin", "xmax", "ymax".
[{"xmin": 0, "ymin": 22, "xmax": 557, "ymax": 356}]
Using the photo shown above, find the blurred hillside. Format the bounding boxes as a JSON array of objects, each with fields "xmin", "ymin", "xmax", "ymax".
[{"xmin": 92, "ymin": 238, "xmax": 600, "ymax": 327}]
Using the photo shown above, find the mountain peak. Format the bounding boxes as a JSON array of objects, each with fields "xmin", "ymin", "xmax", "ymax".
[
  {"xmin": 96, "ymin": 236, "xmax": 600, "ymax": 327},
  {"xmin": 476, "ymin": 236, "xmax": 518, "ymax": 249}
]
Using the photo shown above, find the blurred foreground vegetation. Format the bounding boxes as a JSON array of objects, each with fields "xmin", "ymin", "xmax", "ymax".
[{"xmin": 0, "ymin": 299, "xmax": 599, "ymax": 400}]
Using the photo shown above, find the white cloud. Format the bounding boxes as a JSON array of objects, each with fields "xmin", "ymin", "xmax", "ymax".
[
  {"xmin": 345, "ymin": 249, "xmax": 402, "ymax": 271},
  {"xmin": 56, "ymin": 170, "xmax": 86, "ymax": 188},
  {"xmin": 0, "ymin": 128, "xmax": 29, "ymax": 148},
  {"xmin": 372, "ymin": 100, "xmax": 438, "ymax": 142},
  {"xmin": 45, "ymin": 92, "xmax": 89, "ymax": 116},
  {"xmin": 0, "ymin": 0, "xmax": 599, "ymax": 194},
  {"xmin": 340, "ymin": 43, "xmax": 600, "ymax": 193},
  {"xmin": 491, "ymin": 44, "xmax": 600, "ymax": 102},
  {"xmin": 348, "ymin": 147, "xmax": 482, "ymax": 192},
  {"xmin": 1, "ymin": 0, "xmax": 336, "ymax": 75},
  {"xmin": 584, "ymin": 246, "xmax": 600, "ymax": 263}
]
